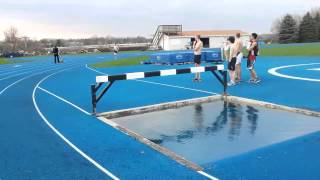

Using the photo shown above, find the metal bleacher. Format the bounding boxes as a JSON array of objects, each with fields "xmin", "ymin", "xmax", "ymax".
[{"xmin": 151, "ymin": 25, "xmax": 182, "ymax": 49}]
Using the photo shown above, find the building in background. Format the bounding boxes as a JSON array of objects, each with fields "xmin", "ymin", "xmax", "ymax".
[{"xmin": 152, "ymin": 25, "xmax": 250, "ymax": 50}]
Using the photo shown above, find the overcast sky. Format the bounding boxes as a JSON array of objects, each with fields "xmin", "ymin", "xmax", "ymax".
[{"xmin": 0, "ymin": 0, "xmax": 319, "ymax": 40}]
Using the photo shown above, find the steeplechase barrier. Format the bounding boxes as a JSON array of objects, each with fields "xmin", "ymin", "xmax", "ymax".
[{"xmin": 91, "ymin": 64, "xmax": 227, "ymax": 114}]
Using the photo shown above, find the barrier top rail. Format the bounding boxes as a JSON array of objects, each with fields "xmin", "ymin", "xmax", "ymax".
[{"xmin": 96, "ymin": 65, "xmax": 224, "ymax": 83}]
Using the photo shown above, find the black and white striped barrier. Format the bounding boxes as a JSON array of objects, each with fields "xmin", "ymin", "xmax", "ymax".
[{"xmin": 91, "ymin": 65, "xmax": 227, "ymax": 114}]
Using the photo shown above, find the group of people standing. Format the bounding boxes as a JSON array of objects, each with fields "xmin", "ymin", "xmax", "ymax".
[
  {"xmin": 192, "ymin": 33, "xmax": 260, "ymax": 86},
  {"xmin": 223, "ymin": 33, "xmax": 260, "ymax": 86}
]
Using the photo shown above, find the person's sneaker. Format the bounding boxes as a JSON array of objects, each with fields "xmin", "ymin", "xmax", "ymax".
[
  {"xmin": 235, "ymin": 79, "xmax": 242, "ymax": 84},
  {"xmin": 197, "ymin": 78, "xmax": 202, "ymax": 82},
  {"xmin": 248, "ymin": 79, "xmax": 255, "ymax": 83},
  {"xmin": 228, "ymin": 82, "xmax": 236, "ymax": 86},
  {"xmin": 253, "ymin": 78, "xmax": 261, "ymax": 84},
  {"xmin": 193, "ymin": 78, "xmax": 198, "ymax": 82}
]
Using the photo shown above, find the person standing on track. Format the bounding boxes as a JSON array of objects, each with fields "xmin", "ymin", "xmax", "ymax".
[
  {"xmin": 52, "ymin": 45, "xmax": 60, "ymax": 64},
  {"xmin": 227, "ymin": 36, "xmax": 237, "ymax": 86},
  {"xmin": 193, "ymin": 35, "xmax": 203, "ymax": 82},
  {"xmin": 247, "ymin": 33, "xmax": 260, "ymax": 83},
  {"xmin": 113, "ymin": 43, "xmax": 119, "ymax": 60},
  {"xmin": 113, "ymin": 44, "xmax": 119, "ymax": 55},
  {"xmin": 234, "ymin": 33, "xmax": 244, "ymax": 83},
  {"xmin": 223, "ymin": 40, "xmax": 230, "ymax": 61}
]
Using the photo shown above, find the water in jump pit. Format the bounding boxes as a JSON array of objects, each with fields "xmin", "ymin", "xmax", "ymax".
[{"xmin": 112, "ymin": 100, "xmax": 320, "ymax": 165}]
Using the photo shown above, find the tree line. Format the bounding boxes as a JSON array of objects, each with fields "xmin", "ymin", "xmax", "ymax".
[
  {"xmin": 0, "ymin": 26, "xmax": 151, "ymax": 55},
  {"xmin": 273, "ymin": 8, "xmax": 320, "ymax": 43}
]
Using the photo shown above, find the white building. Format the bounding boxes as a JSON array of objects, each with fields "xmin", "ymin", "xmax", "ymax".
[{"xmin": 152, "ymin": 25, "xmax": 250, "ymax": 51}]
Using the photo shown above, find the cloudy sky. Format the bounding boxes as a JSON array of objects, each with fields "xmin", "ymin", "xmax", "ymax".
[{"xmin": 0, "ymin": 0, "xmax": 319, "ymax": 40}]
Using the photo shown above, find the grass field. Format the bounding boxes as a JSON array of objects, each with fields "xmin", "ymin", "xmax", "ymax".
[
  {"xmin": 260, "ymin": 43, "xmax": 320, "ymax": 56},
  {"xmin": 91, "ymin": 56, "xmax": 149, "ymax": 68},
  {"xmin": 0, "ymin": 58, "xmax": 31, "ymax": 65},
  {"xmin": 0, "ymin": 58, "xmax": 9, "ymax": 64}
]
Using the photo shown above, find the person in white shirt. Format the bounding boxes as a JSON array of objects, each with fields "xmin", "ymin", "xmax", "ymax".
[{"xmin": 113, "ymin": 44, "xmax": 119, "ymax": 56}]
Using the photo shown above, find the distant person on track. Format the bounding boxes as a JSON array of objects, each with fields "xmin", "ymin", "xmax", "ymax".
[
  {"xmin": 193, "ymin": 35, "xmax": 203, "ymax": 82},
  {"xmin": 227, "ymin": 36, "xmax": 237, "ymax": 86},
  {"xmin": 113, "ymin": 44, "xmax": 119, "ymax": 56},
  {"xmin": 53, "ymin": 45, "xmax": 60, "ymax": 64},
  {"xmin": 247, "ymin": 33, "xmax": 260, "ymax": 83},
  {"xmin": 234, "ymin": 33, "xmax": 244, "ymax": 83}
]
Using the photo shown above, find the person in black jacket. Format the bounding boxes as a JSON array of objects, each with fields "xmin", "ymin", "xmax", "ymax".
[{"xmin": 53, "ymin": 46, "xmax": 60, "ymax": 64}]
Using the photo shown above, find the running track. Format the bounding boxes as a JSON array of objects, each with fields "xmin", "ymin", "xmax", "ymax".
[
  {"xmin": 0, "ymin": 54, "xmax": 209, "ymax": 179},
  {"xmin": 1, "ymin": 53, "xmax": 320, "ymax": 180}
]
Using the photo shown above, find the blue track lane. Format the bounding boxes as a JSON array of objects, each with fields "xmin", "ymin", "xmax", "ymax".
[
  {"xmin": 0, "ymin": 69, "xmax": 108, "ymax": 179},
  {"xmin": 35, "ymin": 88, "xmax": 205, "ymax": 179},
  {"xmin": 1, "ymin": 52, "xmax": 320, "ymax": 179},
  {"xmin": 0, "ymin": 53, "xmax": 208, "ymax": 179}
]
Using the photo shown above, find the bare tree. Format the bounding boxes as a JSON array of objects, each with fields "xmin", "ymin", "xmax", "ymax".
[{"xmin": 4, "ymin": 26, "xmax": 19, "ymax": 52}]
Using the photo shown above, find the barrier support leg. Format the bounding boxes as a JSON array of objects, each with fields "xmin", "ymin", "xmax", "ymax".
[
  {"xmin": 91, "ymin": 84, "xmax": 97, "ymax": 114},
  {"xmin": 223, "ymin": 70, "xmax": 227, "ymax": 95}
]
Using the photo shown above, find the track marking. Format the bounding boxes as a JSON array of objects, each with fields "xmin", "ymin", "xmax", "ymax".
[
  {"xmin": 135, "ymin": 79, "xmax": 217, "ymax": 95},
  {"xmin": 85, "ymin": 64, "xmax": 105, "ymax": 74},
  {"xmin": 0, "ymin": 64, "xmax": 49, "ymax": 76},
  {"xmin": 0, "ymin": 65, "xmax": 75, "ymax": 95},
  {"xmin": 198, "ymin": 171, "xmax": 219, "ymax": 180},
  {"xmin": 0, "ymin": 63, "xmax": 55, "ymax": 76},
  {"xmin": 37, "ymin": 86, "xmax": 91, "ymax": 115},
  {"xmin": 308, "ymin": 68, "xmax": 320, "ymax": 71},
  {"xmin": 268, "ymin": 63, "xmax": 320, "ymax": 82},
  {"xmin": 85, "ymin": 64, "xmax": 217, "ymax": 95},
  {"xmin": 32, "ymin": 67, "xmax": 119, "ymax": 180},
  {"xmin": 0, "ymin": 65, "xmax": 59, "ymax": 81}
]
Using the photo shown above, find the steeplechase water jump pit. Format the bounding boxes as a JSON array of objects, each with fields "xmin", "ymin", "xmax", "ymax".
[{"xmin": 97, "ymin": 95, "xmax": 320, "ymax": 174}]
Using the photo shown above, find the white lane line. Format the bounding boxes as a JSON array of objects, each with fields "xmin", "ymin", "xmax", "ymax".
[
  {"xmin": 268, "ymin": 63, "xmax": 320, "ymax": 82},
  {"xmin": 32, "ymin": 68, "xmax": 119, "ymax": 180},
  {"xmin": 0, "ymin": 59, "xmax": 90, "ymax": 79},
  {"xmin": 0, "ymin": 62, "xmax": 52, "ymax": 75},
  {"xmin": 0, "ymin": 64, "xmax": 51, "ymax": 76},
  {"xmin": 198, "ymin": 171, "xmax": 219, "ymax": 180},
  {"xmin": 37, "ymin": 86, "xmax": 91, "ymax": 115},
  {"xmin": 308, "ymin": 68, "xmax": 320, "ymax": 71},
  {"xmin": 85, "ymin": 64, "xmax": 105, "ymax": 74},
  {"xmin": 135, "ymin": 79, "xmax": 217, "ymax": 95},
  {"xmin": 0, "ymin": 65, "xmax": 75, "ymax": 95},
  {"xmin": 0, "ymin": 65, "xmax": 58, "ymax": 81},
  {"xmin": 85, "ymin": 64, "xmax": 217, "ymax": 95}
]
